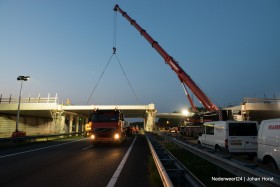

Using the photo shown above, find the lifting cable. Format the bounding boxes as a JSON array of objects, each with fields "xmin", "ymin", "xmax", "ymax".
[
  {"xmin": 87, "ymin": 54, "xmax": 114, "ymax": 104},
  {"xmin": 114, "ymin": 52, "xmax": 140, "ymax": 103},
  {"xmin": 87, "ymin": 5, "xmax": 140, "ymax": 104},
  {"xmin": 112, "ymin": 7, "xmax": 140, "ymax": 104}
]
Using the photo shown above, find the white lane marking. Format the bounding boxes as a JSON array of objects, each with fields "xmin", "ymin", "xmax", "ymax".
[
  {"xmin": 0, "ymin": 138, "xmax": 87, "ymax": 159},
  {"xmin": 82, "ymin": 145, "xmax": 93, "ymax": 150},
  {"xmin": 107, "ymin": 136, "xmax": 137, "ymax": 187}
]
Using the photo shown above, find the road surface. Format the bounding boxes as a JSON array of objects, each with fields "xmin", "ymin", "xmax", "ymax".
[{"xmin": 0, "ymin": 135, "xmax": 160, "ymax": 187}]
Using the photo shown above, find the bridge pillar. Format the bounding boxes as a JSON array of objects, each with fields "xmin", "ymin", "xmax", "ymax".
[
  {"xmin": 75, "ymin": 116, "xmax": 79, "ymax": 132},
  {"xmin": 51, "ymin": 111, "xmax": 65, "ymax": 134},
  {"xmin": 144, "ymin": 109, "xmax": 156, "ymax": 132},
  {"xmin": 82, "ymin": 117, "xmax": 88, "ymax": 132},
  {"xmin": 69, "ymin": 115, "xmax": 73, "ymax": 133},
  {"xmin": 59, "ymin": 115, "xmax": 66, "ymax": 133}
]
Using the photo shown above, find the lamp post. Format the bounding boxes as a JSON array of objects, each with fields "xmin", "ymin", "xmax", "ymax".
[{"xmin": 13, "ymin": 76, "xmax": 30, "ymax": 137}]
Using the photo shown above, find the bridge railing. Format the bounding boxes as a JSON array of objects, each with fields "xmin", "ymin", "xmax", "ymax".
[
  {"xmin": 0, "ymin": 94, "xmax": 59, "ymax": 104},
  {"xmin": 243, "ymin": 97, "xmax": 280, "ymax": 104}
]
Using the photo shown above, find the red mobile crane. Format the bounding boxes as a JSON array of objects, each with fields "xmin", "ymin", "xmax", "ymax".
[{"xmin": 114, "ymin": 4, "xmax": 220, "ymax": 116}]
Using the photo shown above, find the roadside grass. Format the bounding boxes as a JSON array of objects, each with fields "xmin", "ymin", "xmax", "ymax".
[
  {"xmin": 161, "ymin": 141, "xmax": 255, "ymax": 187},
  {"xmin": 147, "ymin": 155, "xmax": 164, "ymax": 187}
]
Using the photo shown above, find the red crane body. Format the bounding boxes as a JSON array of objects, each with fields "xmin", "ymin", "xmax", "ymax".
[{"xmin": 114, "ymin": 4, "xmax": 219, "ymax": 112}]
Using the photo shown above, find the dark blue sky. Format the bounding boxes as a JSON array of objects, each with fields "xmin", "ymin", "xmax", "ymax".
[{"xmin": 0, "ymin": 0, "xmax": 279, "ymax": 113}]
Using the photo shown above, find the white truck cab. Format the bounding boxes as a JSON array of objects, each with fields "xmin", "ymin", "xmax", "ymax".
[
  {"xmin": 198, "ymin": 121, "xmax": 258, "ymax": 157},
  {"xmin": 257, "ymin": 118, "xmax": 280, "ymax": 169}
]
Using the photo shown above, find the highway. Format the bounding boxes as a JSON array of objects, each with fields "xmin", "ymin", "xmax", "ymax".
[{"xmin": 0, "ymin": 135, "xmax": 157, "ymax": 187}]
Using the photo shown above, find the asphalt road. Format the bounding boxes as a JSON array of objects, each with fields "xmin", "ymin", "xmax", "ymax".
[{"xmin": 0, "ymin": 135, "xmax": 158, "ymax": 187}]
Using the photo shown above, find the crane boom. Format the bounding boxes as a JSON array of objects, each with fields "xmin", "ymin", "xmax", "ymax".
[{"xmin": 114, "ymin": 4, "xmax": 219, "ymax": 112}]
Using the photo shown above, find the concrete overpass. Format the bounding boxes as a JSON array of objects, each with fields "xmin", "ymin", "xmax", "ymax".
[
  {"xmin": 156, "ymin": 113, "xmax": 188, "ymax": 118},
  {"xmin": 0, "ymin": 94, "xmax": 192, "ymax": 138},
  {"xmin": 0, "ymin": 95, "xmax": 158, "ymax": 137}
]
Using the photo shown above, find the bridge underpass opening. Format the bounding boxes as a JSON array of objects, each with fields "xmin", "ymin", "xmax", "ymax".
[
  {"xmin": 59, "ymin": 104, "xmax": 157, "ymax": 132},
  {"xmin": 155, "ymin": 113, "xmax": 188, "ymax": 132}
]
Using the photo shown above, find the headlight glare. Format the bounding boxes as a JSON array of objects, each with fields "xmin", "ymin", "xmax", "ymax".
[{"xmin": 114, "ymin": 133, "xmax": 120, "ymax": 139}]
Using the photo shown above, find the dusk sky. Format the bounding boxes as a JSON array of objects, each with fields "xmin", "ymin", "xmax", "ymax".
[{"xmin": 0, "ymin": 0, "xmax": 279, "ymax": 113}]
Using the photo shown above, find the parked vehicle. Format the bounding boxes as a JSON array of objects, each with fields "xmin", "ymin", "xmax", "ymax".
[
  {"xmin": 89, "ymin": 110, "xmax": 126, "ymax": 144},
  {"xmin": 257, "ymin": 118, "xmax": 280, "ymax": 169},
  {"xmin": 169, "ymin": 127, "xmax": 178, "ymax": 133},
  {"xmin": 198, "ymin": 121, "xmax": 258, "ymax": 157}
]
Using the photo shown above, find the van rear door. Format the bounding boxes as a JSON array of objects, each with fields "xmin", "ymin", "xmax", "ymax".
[
  {"xmin": 242, "ymin": 122, "xmax": 258, "ymax": 152},
  {"xmin": 228, "ymin": 122, "xmax": 244, "ymax": 152},
  {"xmin": 228, "ymin": 122, "xmax": 258, "ymax": 152}
]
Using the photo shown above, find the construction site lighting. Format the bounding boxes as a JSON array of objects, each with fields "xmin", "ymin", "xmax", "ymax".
[{"xmin": 182, "ymin": 109, "xmax": 190, "ymax": 116}]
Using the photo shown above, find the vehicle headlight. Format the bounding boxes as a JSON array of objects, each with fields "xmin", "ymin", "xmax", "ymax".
[
  {"xmin": 114, "ymin": 133, "xmax": 120, "ymax": 140},
  {"xmin": 90, "ymin": 134, "xmax": 95, "ymax": 139}
]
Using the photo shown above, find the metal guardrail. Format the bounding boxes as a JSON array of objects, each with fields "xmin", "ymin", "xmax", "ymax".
[
  {"xmin": 146, "ymin": 134, "xmax": 174, "ymax": 187},
  {"xmin": 162, "ymin": 133, "xmax": 280, "ymax": 187},
  {"xmin": 146, "ymin": 133, "xmax": 205, "ymax": 187},
  {"xmin": 0, "ymin": 132, "xmax": 83, "ymax": 143}
]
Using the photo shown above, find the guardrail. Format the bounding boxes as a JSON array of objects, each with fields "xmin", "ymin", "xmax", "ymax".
[
  {"xmin": 146, "ymin": 134, "xmax": 174, "ymax": 187},
  {"xmin": 0, "ymin": 132, "xmax": 83, "ymax": 144},
  {"xmin": 146, "ymin": 133, "xmax": 205, "ymax": 187},
  {"xmin": 161, "ymin": 133, "xmax": 280, "ymax": 187}
]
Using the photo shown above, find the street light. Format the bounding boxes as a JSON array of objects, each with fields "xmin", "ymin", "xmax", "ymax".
[{"xmin": 13, "ymin": 75, "xmax": 30, "ymax": 137}]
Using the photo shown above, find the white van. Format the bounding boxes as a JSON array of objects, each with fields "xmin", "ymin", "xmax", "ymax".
[
  {"xmin": 257, "ymin": 118, "xmax": 280, "ymax": 169},
  {"xmin": 198, "ymin": 121, "xmax": 258, "ymax": 156}
]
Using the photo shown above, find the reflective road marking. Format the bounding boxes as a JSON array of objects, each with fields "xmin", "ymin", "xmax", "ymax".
[
  {"xmin": 107, "ymin": 136, "xmax": 137, "ymax": 187},
  {"xmin": 82, "ymin": 145, "xmax": 93, "ymax": 150}
]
